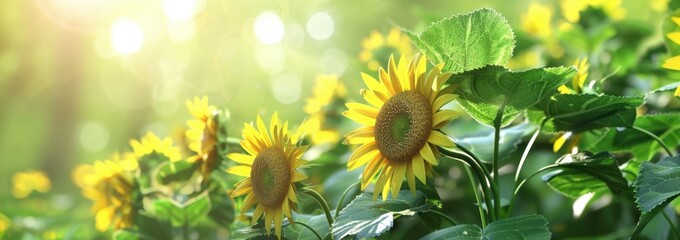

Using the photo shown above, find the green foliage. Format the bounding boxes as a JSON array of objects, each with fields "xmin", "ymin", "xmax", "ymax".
[
  {"xmin": 405, "ymin": 8, "xmax": 515, "ymax": 74},
  {"xmin": 156, "ymin": 161, "xmax": 200, "ymax": 185},
  {"xmin": 449, "ymin": 66, "xmax": 576, "ymax": 127},
  {"xmin": 284, "ymin": 214, "xmax": 330, "ymax": 240},
  {"xmin": 542, "ymin": 152, "xmax": 628, "ymax": 199},
  {"xmin": 152, "ymin": 192, "xmax": 212, "ymax": 227},
  {"xmin": 591, "ymin": 113, "xmax": 680, "ymax": 156},
  {"xmin": 534, "ymin": 94, "xmax": 643, "ymax": 133},
  {"xmin": 456, "ymin": 122, "xmax": 534, "ymax": 163},
  {"xmin": 332, "ymin": 190, "xmax": 433, "ymax": 239},
  {"xmin": 632, "ymin": 155, "xmax": 680, "ymax": 238},
  {"xmin": 420, "ymin": 215, "xmax": 550, "ymax": 240}
]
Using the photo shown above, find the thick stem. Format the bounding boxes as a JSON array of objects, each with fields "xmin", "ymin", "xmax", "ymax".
[
  {"xmin": 464, "ymin": 165, "xmax": 487, "ymax": 227},
  {"xmin": 303, "ymin": 188, "xmax": 334, "ymax": 227},
  {"xmin": 294, "ymin": 221, "xmax": 323, "ymax": 240},
  {"xmin": 492, "ymin": 109, "xmax": 504, "ymax": 220},
  {"xmin": 335, "ymin": 181, "xmax": 360, "ymax": 218},
  {"xmin": 631, "ymin": 126, "xmax": 675, "ymax": 157},
  {"xmin": 506, "ymin": 165, "xmax": 558, "ymax": 217},
  {"xmin": 429, "ymin": 210, "xmax": 458, "ymax": 226}
]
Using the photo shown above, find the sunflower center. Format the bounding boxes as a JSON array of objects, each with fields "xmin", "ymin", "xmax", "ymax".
[
  {"xmin": 250, "ymin": 147, "xmax": 291, "ymax": 208},
  {"xmin": 374, "ymin": 91, "xmax": 432, "ymax": 163}
]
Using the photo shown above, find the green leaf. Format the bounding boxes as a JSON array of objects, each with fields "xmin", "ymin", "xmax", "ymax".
[
  {"xmin": 542, "ymin": 152, "xmax": 628, "ymax": 199},
  {"xmin": 113, "ymin": 230, "xmax": 154, "ymax": 240},
  {"xmin": 332, "ymin": 190, "xmax": 433, "ymax": 239},
  {"xmin": 419, "ymin": 225, "xmax": 482, "ymax": 240},
  {"xmin": 631, "ymin": 155, "xmax": 680, "ymax": 238},
  {"xmin": 590, "ymin": 113, "xmax": 680, "ymax": 156},
  {"xmin": 155, "ymin": 161, "xmax": 200, "ymax": 185},
  {"xmin": 483, "ymin": 215, "xmax": 551, "ymax": 239},
  {"xmin": 537, "ymin": 94, "xmax": 643, "ymax": 133},
  {"xmin": 450, "ymin": 66, "xmax": 576, "ymax": 127},
  {"xmin": 419, "ymin": 215, "xmax": 550, "ymax": 240},
  {"xmin": 456, "ymin": 122, "xmax": 534, "ymax": 163},
  {"xmin": 152, "ymin": 192, "xmax": 211, "ymax": 227},
  {"xmin": 207, "ymin": 184, "xmax": 235, "ymax": 227},
  {"xmin": 404, "ymin": 8, "xmax": 515, "ymax": 73},
  {"xmin": 284, "ymin": 213, "xmax": 330, "ymax": 240}
]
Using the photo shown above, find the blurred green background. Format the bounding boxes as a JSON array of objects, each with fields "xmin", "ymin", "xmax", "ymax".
[{"xmin": 0, "ymin": 0, "xmax": 673, "ymax": 239}]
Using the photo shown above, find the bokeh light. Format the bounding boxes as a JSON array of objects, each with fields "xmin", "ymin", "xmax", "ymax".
[
  {"xmin": 254, "ymin": 11, "xmax": 285, "ymax": 45},
  {"xmin": 306, "ymin": 12, "xmax": 334, "ymax": 41},
  {"xmin": 162, "ymin": 0, "xmax": 197, "ymax": 21},
  {"xmin": 271, "ymin": 73, "xmax": 302, "ymax": 104},
  {"xmin": 110, "ymin": 18, "xmax": 144, "ymax": 55},
  {"xmin": 78, "ymin": 122, "xmax": 109, "ymax": 152}
]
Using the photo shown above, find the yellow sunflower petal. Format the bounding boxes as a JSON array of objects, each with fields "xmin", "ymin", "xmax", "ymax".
[
  {"xmin": 669, "ymin": 32, "xmax": 680, "ymax": 45},
  {"xmin": 419, "ymin": 144, "xmax": 438, "ymax": 166},
  {"xmin": 226, "ymin": 166, "xmax": 251, "ymax": 177},
  {"xmin": 406, "ymin": 161, "xmax": 416, "ymax": 195},
  {"xmin": 252, "ymin": 205, "xmax": 265, "ymax": 225},
  {"xmin": 346, "ymin": 103, "xmax": 379, "ymax": 118},
  {"xmin": 292, "ymin": 172, "xmax": 308, "ymax": 182},
  {"xmin": 663, "ymin": 55, "xmax": 680, "ymax": 71},
  {"xmin": 361, "ymin": 156, "xmax": 385, "ymax": 190},
  {"xmin": 227, "ymin": 153, "xmax": 255, "ymax": 165},
  {"xmin": 391, "ymin": 164, "xmax": 406, "ymax": 198},
  {"xmin": 412, "ymin": 155, "xmax": 427, "ymax": 183},
  {"xmin": 343, "ymin": 110, "xmax": 376, "ymax": 125},
  {"xmin": 274, "ymin": 209, "xmax": 283, "ymax": 239},
  {"xmin": 427, "ymin": 131, "xmax": 455, "ymax": 148},
  {"xmin": 553, "ymin": 133, "xmax": 569, "ymax": 153},
  {"xmin": 432, "ymin": 94, "xmax": 458, "ymax": 111},
  {"xmin": 432, "ymin": 110, "xmax": 461, "ymax": 129},
  {"xmin": 361, "ymin": 89, "xmax": 386, "ymax": 108}
]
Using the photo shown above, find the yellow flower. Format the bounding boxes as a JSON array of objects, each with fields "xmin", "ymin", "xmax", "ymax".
[
  {"xmin": 554, "ymin": 58, "xmax": 589, "ymax": 153},
  {"xmin": 359, "ymin": 27, "xmax": 414, "ymax": 71},
  {"xmin": 11, "ymin": 171, "xmax": 51, "ymax": 198},
  {"xmin": 185, "ymin": 96, "xmax": 220, "ymax": 174},
  {"xmin": 0, "ymin": 212, "xmax": 10, "ymax": 235},
  {"xmin": 651, "ymin": 0, "xmax": 669, "ymax": 12},
  {"xmin": 560, "ymin": 0, "xmax": 626, "ymax": 23},
  {"xmin": 226, "ymin": 113, "xmax": 309, "ymax": 239},
  {"xmin": 130, "ymin": 132, "xmax": 182, "ymax": 162},
  {"xmin": 558, "ymin": 57, "xmax": 590, "ymax": 94},
  {"xmin": 303, "ymin": 75, "xmax": 347, "ymax": 145},
  {"xmin": 344, "ymin": 54, "xmax": 460, "ymax": 200},
  {"xmin": 78, "ymin": 155, "xmax": 136, "ymax": 232},
  {"xmin": 663, "ymin": 17, "xmax": 680, "ymax": 97},
  {"xmin": 522, "ymin": 3, "xmax": 553, "ymax": 39}
]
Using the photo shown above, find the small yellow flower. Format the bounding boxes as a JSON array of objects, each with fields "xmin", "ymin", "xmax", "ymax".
[
  {"xmin": 226, "ymin": 113, "xmax": 309, "ymax": 239},
  {"xmin": 560, "ymin": 0, "xmax": 626, "ymax": 23},
  {"xmin": 303, "ymin": 75, "xmax": 347, "ymax": 145},
  {"xmin": 0, "ymin": 212, "xmax": 10, "ymax": 235},
  {"xmin": 77, "ymin": 155, "xmax": 136, "ymax": 232},
  {"xmin": 359, "ymin": 27, "xmax": 414, "ymax": 71},
  {"xmin": 663, "ymin": 17, "xmax": 680, "ymax": 97},
  {"xmin": 11, "ymin": 171, "xmax": 51, "ymax": 199},
  {"xmin": 522, "ymin": 3, "xmax": 553, "ymax": 39},
  {"xmin": 130, "ymin": 132, "xmax": 182, "ymax": 162},
  {"xmin": 185, "ymin": 96, "xmax": 220, "ymax": 174},
  {"xmin": 344, "ymin": 54, "xmax": 460, "ymax": 200}
]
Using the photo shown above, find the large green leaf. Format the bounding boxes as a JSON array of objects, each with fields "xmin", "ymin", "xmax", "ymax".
[
  {"xmin": 331, "ymin": 190, "xmax": 433, "ymax": 239},
  {"xmin": 542, "ymin": 152, "xmax": 628, "ymax": 199},
  {"xmin": 404, "ymin": 8, "xmax": 515, "ymax": 73},
  {"xmin": 631, "ymin": 155, "xmax": 680, "ymax": 238},
  {"xmin": 284, "ymin": 213, "xmax": 330, "ymax": 240},
  {"xmin": 449, "ymin": 66, "xmax": 576, "ymax": 127},
  {"xmin": 537, "ymin": 94, "xmax": 643, "ymax": 133},
  {"xmin": 456, "ymin": 122, "xmax": 534, "ymax": 163},
  {"xmin": 419, "ymin": 225, "xmax": 482, "ymax": 240},
  {"xmin": 419, "ymin": 215, "xmax": 550, "ymax": 240},
  {"xmin": 152, "ymin": 192, "xmax": 211, "ymax": 227},
  {"xmin": 590, "ymin": 113, "xmax": 680, "ymax": 156}
]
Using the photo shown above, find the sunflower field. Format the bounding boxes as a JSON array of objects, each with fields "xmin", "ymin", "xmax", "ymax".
[{"xmin": 2, "ymin": 0, "xmax": 680, "ymax": 239}]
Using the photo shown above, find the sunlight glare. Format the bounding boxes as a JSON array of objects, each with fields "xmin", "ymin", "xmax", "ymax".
[
  {"xmin": 306, "ymin": 12, "xmax": 334, "ymax": 40},
  {"xmin": 254, "ymin": 11, "xmax": 285, "ymax": 45},
  {"xmin": 110, "ymin": 18, "xmax": 144, "ymax": 55},
  {"xmin": 162, "ymin": 0, "xmax": 197, "ymax": 21}
]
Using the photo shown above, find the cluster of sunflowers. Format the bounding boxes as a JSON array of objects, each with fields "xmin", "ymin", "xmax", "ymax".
[{"xmin": 68, "ymin": 3, "xmax": 680, "ymax": 240}]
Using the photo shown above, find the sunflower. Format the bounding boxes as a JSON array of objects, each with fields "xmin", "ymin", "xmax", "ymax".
[
  {"xmin": 78, "ymin": 153, "xmax": 137, "ymax": 232},
  {"xmin": 130, "ymin": 131, "xmax": 182, "ymax": 162},
  {"xmin": 11, "ymin": 171, "xmax": 51, "ymax": 199},
  {"xmin": 303, "ymin": 75, "xmax": 347, "ymax": 145},
  {"xmin": 344, "ymin": 54, "xmax": 459, "ymax": 200},
  {"xmin": 226, "ymin": 113, "xmax": 309, "ymax": 239},
  {"xmin": 185, "ymin": 96, "xmax": 220, "ymax": 174},
  {"xmin": 560, "ymin": 0, "xmax": 625, "ymax": 23},
  {"xmin": 554, "ymin": 58, "xmax": 590, "ymax": 153},
  {"xmin": 359, "ymin": 27, "xmax": 414, "ymax": 71},
  {"xmin": 522, "ymin": 3, "xmax": 553, "ymax": 39},
  {"xmin": 662, "ymin": 16, "xmax": 680, "ymax": 97}
]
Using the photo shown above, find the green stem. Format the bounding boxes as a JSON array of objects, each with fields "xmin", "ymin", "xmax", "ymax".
[
  {"xmin": 631, "ymin": 126, "xmax": 675, "ymax": 157},
  {"xmin": 226, "ymin": 137, "xmax": 242, "ymax": 146},
  {"xmin": 507, "ymin": 118, "xmax": 547, "ymax": 218},
  {"xmin": 303, "ymin": 188, "xmax": 334, "ymax": 227},
  {"xmin": 662, "ymin": 211, "xmax": 680, "ymax": 240},
  {"xmin": 464, "ymin": 165, "xmax": 487, "ymax": 227},
  {"xmin": 429, "ymin": 210, "xmax": 458, "ymax": 226},
  {"xmin": 492, "ymin": 109, "xmax": 504, "ymax": 220},
  {"xmin": 506, "ymin": 164, "xmax": 558, "ymax": 217},
  {"xmin": 335, "ymin": 181, "xmax": 360, "ymax": 218},
  {"xmin": 439, "ymin": 147, "xmax": 495, "ymax": 222},
  {"xmin": 294, "ymin": 221, "xmax": 323, "ymax": 240}
]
